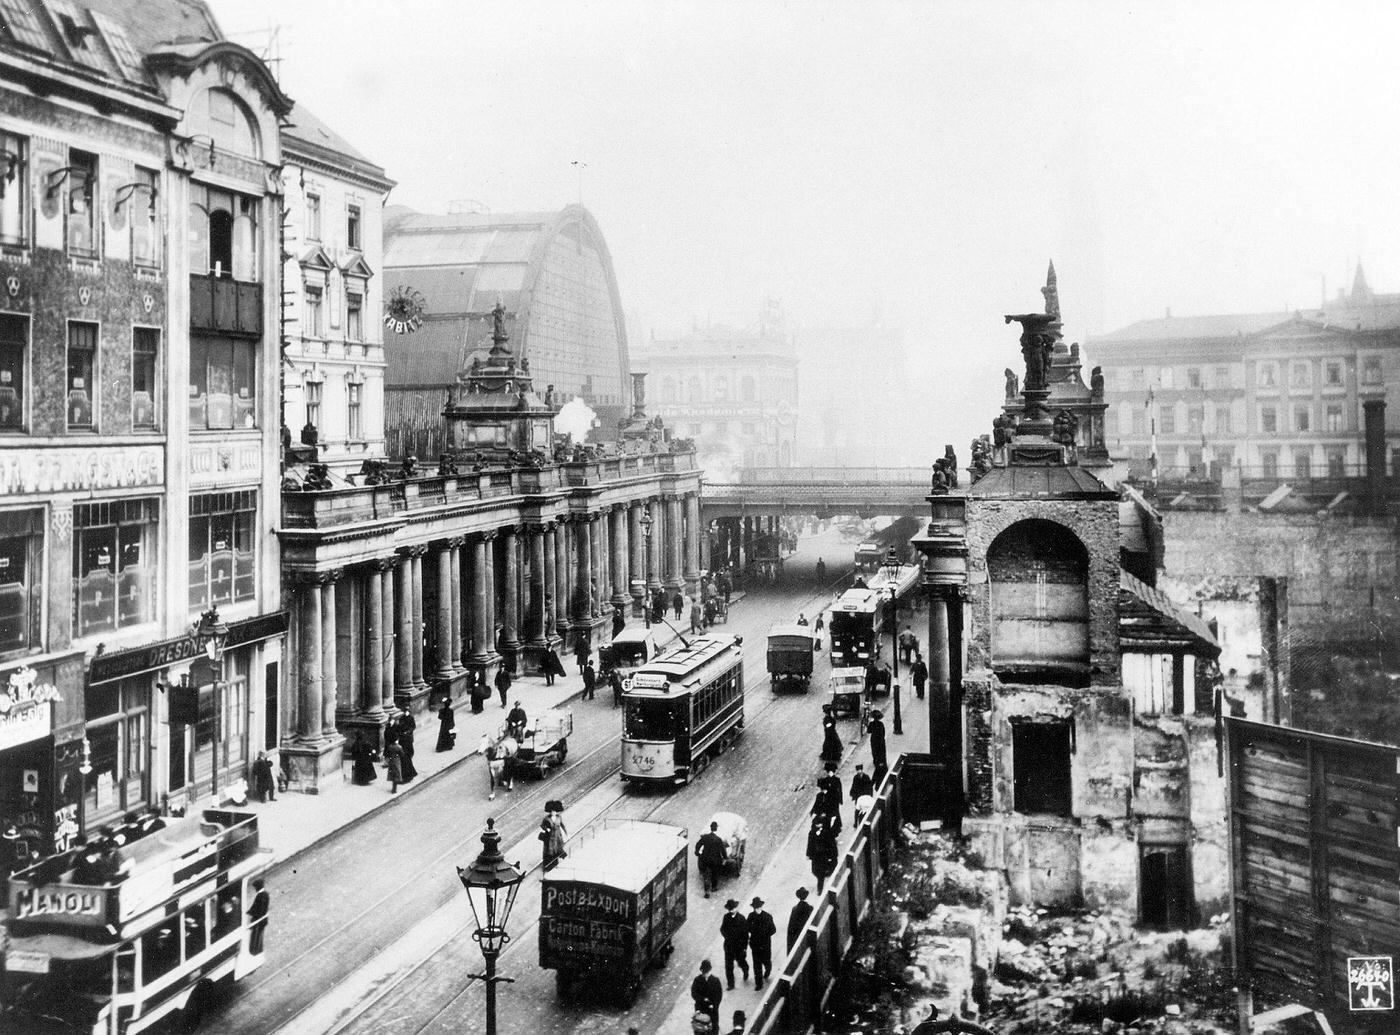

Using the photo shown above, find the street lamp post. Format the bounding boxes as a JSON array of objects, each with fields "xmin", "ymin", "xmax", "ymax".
[
  {"xmin": 192, "ymin": 606, "xmax": 229, "ymax": 797},
  {"xmin": 639, "ymin": 505, "xmax": 654, "ymax": 629},
  {"xmin": 457, "ymin": 818, "xmax": 526, "ymax": 1035},
  {"xmin": 880, "ymin": 549, "xmax": 904, "ymax": 736}
]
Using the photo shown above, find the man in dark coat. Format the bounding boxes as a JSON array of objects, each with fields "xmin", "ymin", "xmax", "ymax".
[
  {"xmin": 868, "ymin": 709, "xmax": 888, "ymax": 783},
  {"xmin": 469, "ymin": 671, "xmax": 486, "ymax": 713},
  {"xmin": 506, "ymin": 701, "xmax": 528, "ymax": 740},
  {"xmin": 252, "ymin": 751, "xmax": 277, "ymax": 801},
  {"xmin": 612, "ymin": 606, "xmax": 626, "ymax": 639},
  {"xmin": 695, "ymin": 820, "xmax": 728, "ymax": 898},
  {"xmin": 582, "ymin": 661, "xmax": 597, "ymax": 700},
  {"xmin": 747, "ymin": 896, "xmax": 777, "ymax": 989},
  {"xmin": 671, "ymin": 590, "xmax": 684, "ymax": 620},
  {"xmin": 910, "ymin": 652, "xmax": 928, "ymax": 699},
  {"xmin": 349, "ymin": 735, "xmax": 378, "ymax": 785},
  {"xmin": 384, "ymin": 739, "xmax": 405, "ymax": 793},
  {"xmin": 396, "ymin": 713, "xmax": 418, "ymax": 782},
  {"xmin": 690, "ymin": 960, "xmax": 723, "ymax": 1034},
  {"xmin": 247, "ymin": 878, "xmax": 270, "ymax": 954},
  {"xmin": 541, "ymin": 646, "xmax": 565, "ymax": 686},
  {"xmin": 720, "ymin": 898, "xmax": 750, "ymax": 989},
  {"xmin": 807, "ymin": 814, "xmax": 838, "ymax": 892},
  {"xmin": 574, "ymin": 638, "xmax": 591, "ymax": 673},
  {"xmin": 786, "ymin": 887, "xmax": 813, "ymax": 950},
  {"xmin": 717, "ymin": 571, "xmax": 731, "ymax": 603},
  {"xmin": 494, "ymin": 665, "xmax": 512, "ymax": 708},
  {"xmin": 610, "ymin": 667, "xmax": 624, "ymax": 707},
  {"xmin": 849, "ymin": 762, "xmax": 874, "ymax": 802}
]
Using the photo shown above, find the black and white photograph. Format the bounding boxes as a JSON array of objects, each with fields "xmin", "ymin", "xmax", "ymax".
[{"xmin": 0, "ymin": 2, "xmax": 1397, "ymax": 1034}]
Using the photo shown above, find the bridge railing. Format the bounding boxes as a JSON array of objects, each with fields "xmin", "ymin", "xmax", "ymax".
[{"xmin": 728, "ymin": 467, "xmax": 930, "ymax": 485}]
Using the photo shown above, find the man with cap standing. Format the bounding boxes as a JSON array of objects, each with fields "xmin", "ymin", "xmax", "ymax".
[
  {"xmin": 849, "ymin": 763, "xmax": 874, "ymax": 807},
  {"xmin": 747, "ymin": 896, "xmax": 777, "ymax": 989},
  {"xmin": 720, "ymin": 897, "xmax": 750, "ymax": 990},
  {"xmin": 786, "ymin": 887, "xmax": 814, "ymax": 950}
]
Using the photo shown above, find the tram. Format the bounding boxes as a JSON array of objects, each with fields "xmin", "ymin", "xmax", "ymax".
[
  {"xmin": 1, "ymin": 808, "xmax": 274, "ymax": 1034},
  {"xmin": 620, "ymin": 633, "xmax": 745, "ymax": 786},
  {"xmin": 828, "ymin": 561, "xmax": 920, "ymax": 668}
]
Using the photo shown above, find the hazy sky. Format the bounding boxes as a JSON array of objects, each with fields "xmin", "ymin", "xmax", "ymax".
[{"xmin": 213, "ymin": 0, "xmax": 1400, "ymax": 446}]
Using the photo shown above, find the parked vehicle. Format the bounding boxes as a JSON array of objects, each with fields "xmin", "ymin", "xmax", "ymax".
[
  {"xmin": 1, "ymin": 808, "xmax": 274, "ymax": 1034},
  {"xmin": 509, "ymin": 708, "xmax": 573, "ymax": 778},
  {"xmin": 766, "ymin": 623, "xmax": 814, "ymax": 690},
  {"xmin": 541, "ymin": 819, "xmax": 688, "ymax": 1004},
  {"xmin": 621, "ymin": 634, "xmax": 744, "ymax": 786},
  {"xmin": 708, "ymin": 811, "xmax": 747, "ymax": 876},
  {"xmin": 600, "ymin": 628, "xmax": 662, "ymax": 682},
  {"xmin": 829, "ymin": 666, "xmax": 866, "ymax": 718}
]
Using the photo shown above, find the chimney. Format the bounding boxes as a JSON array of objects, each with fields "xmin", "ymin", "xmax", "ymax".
[{"xmin": 1363, "ymin": 398, "xmax": 1386, "ymax": 514}]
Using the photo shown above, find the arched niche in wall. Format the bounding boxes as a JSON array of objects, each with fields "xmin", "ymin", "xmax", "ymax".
[{"xmin": 987, "ymin": 518, "xmax": 1090, "ymax": 687}]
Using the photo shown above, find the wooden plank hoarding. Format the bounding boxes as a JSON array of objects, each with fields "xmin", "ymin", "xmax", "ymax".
[{"xmin": 1227, "ymin": 717, "xmax": 1399, "ymax": 1027}]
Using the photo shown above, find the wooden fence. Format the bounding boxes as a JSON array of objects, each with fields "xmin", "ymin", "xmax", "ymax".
[{"xmin": 750, "ymin": 752, "xmax": 942, "ymax": 1035}]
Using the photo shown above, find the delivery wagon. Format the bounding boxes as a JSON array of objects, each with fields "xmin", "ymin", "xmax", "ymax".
[
  {"xmin": 540, "ymin": 819, "xmax": 688, "ymax": 1005},
  {"xmin": 766, "ymin": 623, "xmax": 814, "ymax": 691}
]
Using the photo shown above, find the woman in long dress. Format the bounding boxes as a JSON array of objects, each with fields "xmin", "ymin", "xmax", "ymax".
[
  {"xmin": 819, "ymin": 705, "xmax": 842, "ymax": 765},
  {"xmin": 435, "ymin": 700, "xmax": 456, "ymax": 752},
  {"xmin": 398, "ymin": 713, "xmax": 418, "ymax": 782},
  {"xmin": 350, "ymin": 735, "xmax": 377, "ymax": 785}
]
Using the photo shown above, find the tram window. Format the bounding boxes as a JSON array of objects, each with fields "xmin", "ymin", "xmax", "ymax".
[
  {"xmin": 213, "ymin": 883, "xmax": 241, "ymax": 940},
  {"xmin": 142, "ymin": 921, "xmax": 179, "ymax": 982},
  {"xmin": 184, "ymin": 901, "xmax": 208, "ymax": 958},
  {"xmin": 116, "ymin": 944, "xmax": 136, "ymax": 993},
  {"xmin": 625, "ymin": 700, "xmax": 674, "ymax": 740}
]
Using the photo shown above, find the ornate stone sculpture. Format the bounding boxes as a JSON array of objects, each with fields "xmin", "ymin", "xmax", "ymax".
[
  {"xmin": 942, "ymin": 444, "xmax": 959, "ymax": 488},
  {"xmin": 400, "ymin": 455, "xmax": 419, "ymax": 480},
  {"xmin": 303, "ymin": 463, "xmax": 331, "ymax": 491},
  {"xmin": 1090, "ymin": 365, "xmax": 1104, "ymax": 397},
  {"xmin": 438, "ymin": 452, "xmax": 459, "ymax": 477},
  {"xmin": 1052, "ymin": 409, "xmax": 1080, "ymax": 447},
  {"xmin": 1004, "ymin": 367, "xmax": 1019, "ymax": 399}
]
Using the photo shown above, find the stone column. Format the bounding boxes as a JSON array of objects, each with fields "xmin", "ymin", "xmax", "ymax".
[
  {"xmin": 295, "ymin": 573, "xmax": 323, "ymax": 742},
  {"xmin": 483, "ymin": 532, "xmax": 498, "ymax": 656},
  {"xmin": 628, "ymin": 504, "xmax": 646, "ymax": 615},
  {"xmin": 543, "ymin": 522, "xmax": 558, "ymax": 640},
  {"xmin": 377, "ymin": 558, "xmax": 398, "ymax": 713},
  {"xmin": 591, "ymin": 513, "xmax": 605, "ymax": 616},
  {"xmin": 501, "ymin": 525, "xmax": 521, "ymax": 670},
  {"xmin": 394, "ymin": 551, "xmax": 414, "ymax": 705},
  {"xmin": 320, "ymin": 569, "xmax": 342, "ymax": 737},
  {"xmin": 470, "ymin": 536, "xmax": 492, "ymax": 662},
  {"xmin": 554, "ymin": 518, "xmax": 570, "ymax": 643},
  {"xmin": 664, "ymin": 496, "xmax": 684, "ymax": 592},
  {"xmin": 449, "ymin": 537, "xmax": 465, "ymax": 674},
  {"xmin": 699, "ymin": 514, "xmax": 711, "ymax": 573},
  {"xmin": 683, "ymin": 493, "xmax": 701, "ymax": 595},
  {"xmin": 928, "ymin": 589, "xmax": 952, "ymax": 757},
  {"xmin": 435, "ymin": 542, "xmax": 456, "ymax": 682},
  {"xmin": 574, "ymin": 514, "xmax": 593, "ymax": 624},
  {"xmin": 610, "ymin": 506, "xmax": 629, "ymax": 610},
  {"xmin": 528, "ymin": 525, "xmax": 548, "ymax": 648},
  {"xmin": 646, "ymin": 499, "xmax": 663, "ymax": 592},
  {"xmin": 410, "ymin": 545, "xmax": 428, "ymax": 692},
  {"xmin": 363, "ymin": 563, "xmax": 386, "ymax": 720}
]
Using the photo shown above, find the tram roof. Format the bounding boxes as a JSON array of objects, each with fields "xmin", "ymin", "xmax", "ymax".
[
  {"xmin": 833, "ymin": 587, "xmax": 879, "ymax": 610},
  {"xmin": 626, "ymin": 634, "xmax": 741, "ymax": 691}
]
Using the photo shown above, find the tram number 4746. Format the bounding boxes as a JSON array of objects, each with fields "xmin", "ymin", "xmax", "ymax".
[{"xmin": 627, "ymin": 751, "xmax": 658, "ymax": 773}]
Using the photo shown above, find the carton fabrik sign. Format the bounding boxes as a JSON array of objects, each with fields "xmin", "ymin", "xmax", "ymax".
[{"xmin": 0, "ymin": 665, "xmax": 60, "ymax": 751}]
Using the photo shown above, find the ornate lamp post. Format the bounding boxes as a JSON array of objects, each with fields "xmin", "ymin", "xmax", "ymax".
[
  {"xmin": 192, "ymin": 607, "xmax": 229, "ymax": 795},
  {"xmin": 879, "ymin": 548, "xmax": 904, "ymax": 735},
  {"xmin": 639, "ymin": 505, "xmax": 654, "ymax": 629},
  {"xmin": 457, "ymin": 818, "xmax": 525, "ymax": 1035}
]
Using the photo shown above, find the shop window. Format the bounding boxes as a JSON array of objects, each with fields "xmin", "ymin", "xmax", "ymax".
[
  {"xmin": 73, "ymin": 498, "xmax": 158, "ymax": 637},
  {"xmin": 1326, "ymin": 404, "xmax": 1344, "ymax": 433},
  {"xmin": 347, "ymin": 381, "xmax": 362, "ymax": 440},
  {"xmin": 306, "ymin": 193, "xmax": 321, "ymax": 241},
  {"xmin": 346, "ymin": 204, "xmax": 361, "ymax": 249},
  {"xmin": 64, "ymin": 149, "xmax": 97, "ymax": 258},
  {"xmin": 1012, "ymin": 720, "xmax": 1072, "ymax": 816},
  {"xmin": 0, "ymin": 311, "xmax": 26, "ymax": 429},
  {"xmin": 132, "ymin": 327, "xmax": 158, "ymax": 429},
  {"xmin": 189, "ymin": 337, "xmax": 256, "ymax": 430},
  {"xmin": 129, "ymin": 166, "xmax": 159, "ymax": 267},
  {"xmin": 189, "ymin": 184, "xmax": 258, "ymax": 280},
  {"xmin": 0, "ymin": 507, "xmax": 42, "ymax": 653},
  {"xmin": 1140, "ymin": 845, "xmax": 1193, "ymax": 930},
  {"xmin": 67, "ymin": 321, "xmax": 96, "ymax": 429},
  {"xmin": 1259, "ymin": 406, "xmax": 1277, "ymax": 434},
  {"xmin": 0, "ymin": 130, "xmax": 28, "ymax": 247},
  {"xmin": 1325, "ymin": 361, "xmax": 1343, "ymax": 387},
  {"xmin": 83, "ymin": 677, "xmax": 149, "ymax": 823},
  {"xmin": 188, "ymin": 490, "xmax": 256, "ymax": 611},
  {"xmin": 346, "ymin": 292, "xmax": 363, "ymax": 342}
]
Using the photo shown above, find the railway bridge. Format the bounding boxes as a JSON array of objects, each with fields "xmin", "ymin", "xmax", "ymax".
[{"xmin": 700, "ymin": 466, "xmax": 930, "ymax": 519}]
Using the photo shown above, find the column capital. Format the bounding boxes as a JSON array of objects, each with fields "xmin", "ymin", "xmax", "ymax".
[
  {"xmin": 446, "ymin": 535, "xmax": 466, "ymax": 549},
  {"xmin": 397, "ymin": 544, "xmax": 429, "ymax": 559},
  {"xmin": 291, "ymin": 568, "xmax": 340, "ymax": 587},
  {"xmin": 480, "ymin": 528, "xmax": 500, "ymax": 542},
  {"xmin": 371, "ymin": 555, "xmax": 399, "ymax": 573},
  {"xmin": 523, "ymin": 521, "xmax": 550, "ymax": 535}
]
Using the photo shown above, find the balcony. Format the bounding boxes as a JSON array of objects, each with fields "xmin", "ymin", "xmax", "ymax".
[{"xmin": 190, "ymin": 274, "xmax": 263, "ymax": 337}]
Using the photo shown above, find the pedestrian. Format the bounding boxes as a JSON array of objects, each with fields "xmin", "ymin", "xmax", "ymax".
[
  {"xmin": 539, "ymin": 800, "xmax": 568, "ymax": 870},
  {"xmin": 807, "ymin": 814, "xmax": 838, "ymax": 893},
  {"xmin": 671, "ymin": 590, "xmax": 684, "ymax": 620},
  {"xmin": 853, "ymin": 792, "xmax": 875, "ymax": 825},
  {"xmin": 247, "ymin": 878, "xmax": 270, "ymax": 954},
  {"xmin": 349, "ymin": 734, "xmax": 378, "ymax": 785},
  {"xmin": 384, "ymin": 738, "xmax": 404, "ymax": 793},
  {"xmin": 796, "ymin": 612, "xmax": 809, "ymax": 627},
  {"xmin": 469, "ymin": 670, "xmax": 486, "ymax": 714},
  {"xmin": 720, "ymin": 898, "xmax": 751, "ymax": 989},
  {"xmin": 436, "ymin": 699, "xmax": 456, "ymax": 752},
  {"xmin": 817, "ymin": 761, "xmax": 843, "ymax": 812},
  {"xmin": 252, "ymin": 751, "xmax": 277, "ymax": 802},
  {"xmin": 747, "ymin": 897, "xmax": 776, "ymax": 989},
  {"xmin": 695, "ymin": 820, "xmax": 728, "ymax": 898},
  {"xmin": 718, "ymin": 571, "xmax": 732, "ymax": 604},
  {"xmin": 786, "ymin": 887, "xmax": 813, "ymax": 950},
  {"xmin": 727, "ymin": 1010, "xmax": 748, "ymax": 1035},
  {"xmin": 849, "ymin": 762, "xmax": 874, "ymax": 803},
  {"xmin": 690, "ymin": 960, "xmax": 723, "ymax": 1034},
  {"xmin": 610, "ymin": 667, "xmax": 624, "ymax": 707},
  {"xmin": 819, "ymin": 705, "xmax": 842, "ymax": 765},
  {"xmin": 868, "ymin": 709, "xmax": 888, "ymax": 784},
  {"xmin": 690, "ymin": 601, "xmax": 703, "ymax": 634},
  {"xmin": 815, "ymin": 557, "xmax": 826, "ymax": 580},
  {"xmin": 542, "ymin": 645, "xmax": 565, "ymax": 686},
  {"xmin": 575, "ymin": 638, "xmax": 591, "ymax": 673},
  {"xmin": 397, "ymin": 713, "xmax": 418, "ymax": 783},
  {"xmin": 911, "ymin": 652, "xmax": 928, "ymax": 699},
  {"xmin": 813, "ymin": 612, "xmax": 824, "ymax": 651},
  {"xmin": 506, "ymin": 700, "xmax": 528, "ymax": 741},
  {"xmin": 582, "ymin": 661, "xmax": 597, "ymax": 700},
  {"xmin": 865, "ymin": 658, "xmax": 890, "ymax": 697},
  {"xmin": 494, "ymin": 665, "xmax": 512, "ymax": 708},
  {"xmin": 704, "ymin": 597, "xmax": 717, "ymax": 627}
]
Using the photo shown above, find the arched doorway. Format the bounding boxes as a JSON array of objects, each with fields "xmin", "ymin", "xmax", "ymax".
[{"xmin": 986, "ymin": 519, "xmax": 1090, "ymax": 687}]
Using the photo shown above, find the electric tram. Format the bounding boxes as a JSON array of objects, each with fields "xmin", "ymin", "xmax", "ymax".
[{"xmin": 620, "ymin": 633, "xmax": 745, "ymax": 786}]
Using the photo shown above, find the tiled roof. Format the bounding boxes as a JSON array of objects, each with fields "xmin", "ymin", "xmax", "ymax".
[
  {"xmin": 283, "ymin": 102, "xmax": 391, "ymax": 185},
  {"xmin": 1119, "ymin": 569, "xmax": 1219, "ymax": 655},
  {"xmin": 1093, "ymin": 311, "xmax": 1291, "ymax": 344},
  {"xmin": 964, "ymin": 462, "xmax": 1117, "ymax": 499}
]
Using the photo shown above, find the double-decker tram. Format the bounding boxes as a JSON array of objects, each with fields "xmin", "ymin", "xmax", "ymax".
[
  {"xmin": 620, "ymin": 634, "xmax": 744, "ymax": 786},
  {"xmin": 1, "ymin": 808, "xmax": 274, "ymax": 1034},
  {"xmin": 828, "ymin": 585, "xmax": 882, "ymax": 667}
]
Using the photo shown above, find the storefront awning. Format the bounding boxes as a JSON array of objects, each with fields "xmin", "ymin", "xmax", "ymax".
[{"xmin": 87, "ymin": 612, "xmax": 288, "ymax": 687}]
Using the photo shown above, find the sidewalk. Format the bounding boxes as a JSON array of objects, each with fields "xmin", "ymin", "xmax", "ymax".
[{"xmin": 253, "ymin": 596, "xmax": 740, "ymax": 868}]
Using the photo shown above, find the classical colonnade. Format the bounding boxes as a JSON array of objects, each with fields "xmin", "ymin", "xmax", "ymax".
[{"xmin": 285, "ymin": 493, "xmax": 705, "ymax": 745}]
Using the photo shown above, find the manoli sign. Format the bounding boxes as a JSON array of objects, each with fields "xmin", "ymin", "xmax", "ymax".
[
  {"xmin": 0, "ymin": 664, "xmax": 61, "ymax": 752},
  {"xmin": 0, "ymin": 445, "xmax": 163, "ymax": 495}
]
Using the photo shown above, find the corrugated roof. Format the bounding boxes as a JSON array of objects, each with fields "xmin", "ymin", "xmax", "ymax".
[
  {"xmin": 383, "ymin": 318, "xmax": 466, "ymax": 386},
  {"xmin": 1119, "ymin": 569, "xmax": 1219, "ymax": 654}
]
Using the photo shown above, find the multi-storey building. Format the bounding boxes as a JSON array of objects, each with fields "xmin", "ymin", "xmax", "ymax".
[
  {"xmin": 634, "ymin": 304, "xmax": 799, "ymax": 474},
  {"xmin": 1089, "ymin": 267, "xmax": 1400, "ymax": 484},
  {"xmin": 281, "ymin": 106, "xmax": 394, "ymax": 473},
  {"xmin": 0, "ymin": 1, "xmax": 291, "ymax": 854}
]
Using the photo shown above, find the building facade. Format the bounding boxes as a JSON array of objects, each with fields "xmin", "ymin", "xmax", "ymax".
[
  {"xmin": 634, "ymin": 304, "xmax": 799, "ymax": 475},
  {"xmin": 0, "ymin": 1, "xmax": 290, "ymax": 855},
  {"xmin": 1089, "ymin": 268, "xmax": 1400, "ymax": 484},
  {"xmin": 280, "ymin": 105, "xmax": 394, "ymax": 473}
]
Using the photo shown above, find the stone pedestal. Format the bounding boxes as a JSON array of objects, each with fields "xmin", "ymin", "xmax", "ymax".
[
  {"xmin": 281, "ymin": 734, "xmax": 346, "ymax": 795},
  {"xmin": 340, "ymin": 713, "xmax": 390, "ymax": 755}
]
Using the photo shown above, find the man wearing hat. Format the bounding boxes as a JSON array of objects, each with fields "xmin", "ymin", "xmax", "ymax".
[
  {"xmin": 720, "ymin": 897, "xmax": 751, "ymax": 989},
  {"xmin": 868, "ymin": 708, "xmax": 888, "ymax": 783},
  {"xmin": 787, "ymin": 887, "xmax": 814, "ymax": 950},
  {"xmin": 747, "ymin": 896, "xmax": 777, "ymax": 989},
  {"xmin": 690, "ymin": 959, "xmax": 723, "ymax": 1033}
]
